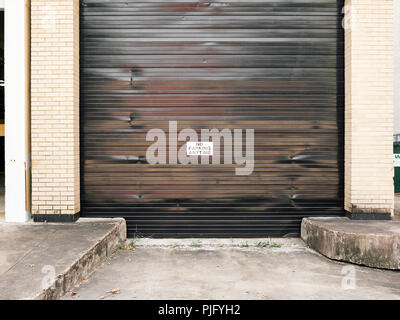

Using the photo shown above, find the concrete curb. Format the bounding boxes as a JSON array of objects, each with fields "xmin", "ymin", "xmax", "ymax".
[
  {"xmin": 301, "ymin": 217, "xmax": 400, "ymax": 270},
  {"xmin": 35, "ymin": 218, "xmax": 126, "ymax": 300}
]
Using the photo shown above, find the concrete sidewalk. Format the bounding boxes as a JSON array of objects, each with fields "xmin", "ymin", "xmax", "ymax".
[
  {"xmin": 0, "ymin": 218, "xmax": 125, "ymax": 300},
  {"xmin": 63, "ymin": 238, "xmax": 400, "ymax": 300}
]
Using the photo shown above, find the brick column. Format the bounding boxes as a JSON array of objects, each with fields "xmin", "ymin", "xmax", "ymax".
[
  {"xmin": 344, "ymin": 0, "xmax": 394, "ymax": 219},
  {"xmin": 31, "ymin": 0, "xmax": 80, "ymax": 222}
]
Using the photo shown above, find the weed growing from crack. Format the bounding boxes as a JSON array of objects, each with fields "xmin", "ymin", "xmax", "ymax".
[
  {"xmin": 255, "ymin": 241, "xmax": 282, "ymax": 248},
  {"xmin": 239, "ymin": 242, "xmax": 250, "ymax": 248},
  {"xmin": 190, "ymin": 240, "xmax": 202, "ymax": 248},
  {"xmin": 119, "ymin": 236, "xmax": 141, "ymax": 251}
]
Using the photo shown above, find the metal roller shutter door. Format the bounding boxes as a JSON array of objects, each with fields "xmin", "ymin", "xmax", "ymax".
[{"xmin": 80, "ymin": 0, "xmax": 345, "ymax": 238}]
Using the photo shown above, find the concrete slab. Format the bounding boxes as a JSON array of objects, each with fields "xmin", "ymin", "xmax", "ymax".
[
  {"xmin": 133, "ymin": 237, "xmax": 302, "ymax": 249},
  {"xmin": 63, "ymin": 239, "xmax": 400, "ymax": 300},
  {"xmin": 0, "ymin": 218, "xmax": 126, "ymax": 300},
  {"xmin": 301, "ymin": 217, "xmax": 400, "ymax": 270}
]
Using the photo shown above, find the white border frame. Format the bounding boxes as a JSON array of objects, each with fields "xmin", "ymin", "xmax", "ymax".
[
  {"xmin": 4, "ymin": 0, "xmax": 30, "ymax": 222},
  {"xmin": 395, "ymin": 0, "xmax": 400, "ymax": 136}
]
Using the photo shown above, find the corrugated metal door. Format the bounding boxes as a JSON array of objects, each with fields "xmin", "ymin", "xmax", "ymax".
[{"xmin": 80, "ymin": 0, "xmax": 345, "ymax": 237}]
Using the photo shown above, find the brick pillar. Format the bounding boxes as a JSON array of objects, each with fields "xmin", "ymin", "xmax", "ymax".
[
  {"xmin": 31, "ymin": 0, "xmax": 80, "ymax": 222},
  {"xmin": 344, "ymin": 0, "xmax": 394, "ymax": 219}
]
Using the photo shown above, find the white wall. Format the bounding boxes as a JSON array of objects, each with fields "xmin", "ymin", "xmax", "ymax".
[
  {"xmin": 4, "ymin": 0, "xmax": 30, "ymax": 222},
  {"xmin": 395, "ymin": 0, "xmax": 400, "ymax": 136}
]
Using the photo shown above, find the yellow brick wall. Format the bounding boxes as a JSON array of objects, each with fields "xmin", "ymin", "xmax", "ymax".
[
  {"xmin": 344, "ymin": 0, "xmax": 394, "ymax": 215},
  {"xmin": 31, "ymin": 0, "xmax": 80, "ymax": 215}
]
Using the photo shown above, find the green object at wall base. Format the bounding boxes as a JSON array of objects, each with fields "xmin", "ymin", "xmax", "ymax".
[
  {"xmin": 396, "ymin": 167, "xmax": 400, "ymax": 193},
  {"xmin": 395, "ymin": 143, "xmax": 400, "ymax": 193}
]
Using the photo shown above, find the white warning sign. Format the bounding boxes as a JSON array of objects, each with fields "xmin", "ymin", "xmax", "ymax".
[{"xmin": 187, "ymin": 142, "xmax": 213, "ymax": 156}]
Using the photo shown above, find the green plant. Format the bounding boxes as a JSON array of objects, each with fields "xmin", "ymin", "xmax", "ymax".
[
  {"xmin": 127, "ymin": 239, "xmax": 136, "ymax": 249},
  {"xmin": 119, "ymin": 236, "xmax": 140, "ymax": 251},
  {"xmin": 255, "ymin": 241, "xmax": 282, "ymax": 248},
  {"xmin": 118, "ymin": 237, "xmax": 126, "ymax": 249},
  {"xmin": 190, "ymin": 240, "xmax": 202, "ymax": 248},
  {"xmin": 269, "ymin": 242, "xmax": 282, "ymax": 248},
  {"xmin": 256, "ymin": 241, "xmax": 269, "ymax": 248},
  {"xmin": 239, "ymin": 242, "xmax": 249, "ymax": 248}
]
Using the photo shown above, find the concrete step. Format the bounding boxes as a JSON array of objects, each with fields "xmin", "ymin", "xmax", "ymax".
[
  {"xmin": 301, "ymin": 217, "xmax": 400, "ymax": 270},
  {"xmin": 0, "ymin": 218, "xmax": 126, "ymax": 300}
]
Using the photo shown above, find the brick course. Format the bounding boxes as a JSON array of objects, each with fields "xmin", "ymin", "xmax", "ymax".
[
  {"xmin": 31, "ymin": 0, "xmax": 80, "ymax": 215},
  {"xmin": 344, "ymin": 0, "xmax": 394, "ymax": 215}
]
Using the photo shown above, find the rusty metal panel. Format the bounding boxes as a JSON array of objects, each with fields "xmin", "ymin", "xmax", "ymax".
[{"xmin": 80, "ymin": 0, "xmax": 345, "ymax": 237}]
